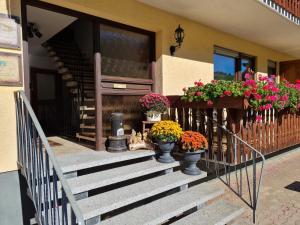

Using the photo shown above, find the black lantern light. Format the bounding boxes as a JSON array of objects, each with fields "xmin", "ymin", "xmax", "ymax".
[{"xmin": 170, "ymin": 24, "xmax": 185, "ymax": 56}]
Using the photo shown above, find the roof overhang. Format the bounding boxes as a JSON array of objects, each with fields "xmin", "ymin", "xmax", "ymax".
[{"xmin": 139, "ymin": 0, "xmax": 300, "ymax": 58}]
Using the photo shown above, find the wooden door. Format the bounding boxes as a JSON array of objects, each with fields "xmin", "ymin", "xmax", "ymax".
[
  {"xmin": 94, "ymin": 22, "xmax": 155, "ymax": 148},
  {"xmin": 30, "ymin": 68, "xmax": 62, "ymax": 135},
  {"xmin": 280, "ymin": 60, "xmax": 300, "ymax": 82}
]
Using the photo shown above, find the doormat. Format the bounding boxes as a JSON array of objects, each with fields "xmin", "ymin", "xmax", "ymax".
[
  {"xmin": 284, "ymin": 181, "xmax": 300, "ymax": 192},
  {"xmin": 48, "ymin": 140, "xmax": 62, "ymax": 147}
]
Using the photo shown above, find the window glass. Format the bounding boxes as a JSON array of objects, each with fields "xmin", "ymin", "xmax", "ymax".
[
  {"xmin": 214, "ymin": 47, "xmax": 256, "ymax": 81},
  {"xmin": 100, "ymin": 24, "xmax": 152, "ymax": 79},
  {"xmin": 214, "ymin": 54, "xmax": 235, "ymax": 80},
  {"xmin": 268, "ymin": 60, "xmax": 277, "ymax": 77}
]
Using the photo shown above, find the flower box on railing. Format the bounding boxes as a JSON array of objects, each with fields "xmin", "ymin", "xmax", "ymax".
[{"xmin": 167, "ymin": 96, "xmax": 249, "ymax": 110}]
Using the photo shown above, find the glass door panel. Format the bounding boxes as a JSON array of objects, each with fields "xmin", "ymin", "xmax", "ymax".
[{"xmin": 100, "ymin": 24, "xmax": 152, "ymax": 79}]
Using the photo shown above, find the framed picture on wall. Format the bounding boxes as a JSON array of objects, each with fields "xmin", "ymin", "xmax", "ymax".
[
  {"xmin": 0, "ymin": 14, "xmax": 21, "ymax": 50},
  {"xmin": 0, "ymin": 52, "xmax": 22, "ymax": 86}
]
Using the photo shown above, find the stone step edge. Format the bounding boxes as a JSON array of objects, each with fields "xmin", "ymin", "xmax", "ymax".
[{"xmin": 99, "ymin": 182, "xmax": 224, "ymax": 225}]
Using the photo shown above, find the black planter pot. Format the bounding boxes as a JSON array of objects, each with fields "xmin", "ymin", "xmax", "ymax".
[
  {"xmin": 157, "ymin": 141, "xmax": 175, "ymax": 163},
  {"xmin": 183, "ymin": 150, "xmax": 205, "ymax": 175}
]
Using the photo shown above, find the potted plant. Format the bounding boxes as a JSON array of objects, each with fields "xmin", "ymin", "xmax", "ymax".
[
  {"xmin": 150, "ymin": 120, "xmax": 183, "ymax": 163},
  {"xmin": 181, "ymin": 131, "xmax": 208, "ymax": 175},
  {"xmin": 139, "ymin": 93, "xmax": 170, "ymax": 121}
]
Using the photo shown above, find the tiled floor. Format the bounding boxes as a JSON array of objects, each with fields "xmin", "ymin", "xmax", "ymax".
[{"xmin": 209, "ymin": 148, "xmax": 300, "ymax": 225}]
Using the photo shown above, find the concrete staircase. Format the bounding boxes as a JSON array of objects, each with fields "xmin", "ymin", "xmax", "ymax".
[
  {"xmin": 50, "ymin": 150, "xmax": 244, "ymax": 225},
  {"xmin": 43, "ymin": 40, "xmax": 96, "ymax": 142}
]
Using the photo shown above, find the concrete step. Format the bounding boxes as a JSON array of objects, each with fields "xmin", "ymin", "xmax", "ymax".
[
  {"xmin": 99, "ymin": 182, "xmax": 224, "ymax": 225},
  {"xmin": 80, "ymin": 106, "xmax": 95, "ymax": 111},
  {"xmin": 67, "ymin": 160, "xmax": 179, "ymax": 196},
  {"xmin": 66, "ymin": 81, "xmax": 78, "ymax": 87},
  {"xmin": 77, "ymin": 170, "xmax": 207, "ymax": 221},
  {"xmin": 81, "ymin": 115, "xmax": 95, "ymax": 120},
  {"xmin": 58, "ymin": 67, "xmax": 69, "ymax": 74},
  {"xmin": 62, "ymin": 74, "xmax": 73, "ymax": 80},
  {"xmin": 76, "ymin": 133, "xmax": 96, "ymax": 142},
  {"xmin": 57, "ymin": 150, "xmax": 155, "ymax": 173},
  {"xmin": 80, "ymin": 124, "xmax": 95, "ymax": 129},
  {"xmin": 172, "ymin": 200, "xmax": 244, "ymax": 225}
]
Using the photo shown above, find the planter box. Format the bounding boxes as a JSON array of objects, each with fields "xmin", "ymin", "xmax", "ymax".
[{"xmin": 167, "ymin": 96, "xmax": 249, "ymax": 109}]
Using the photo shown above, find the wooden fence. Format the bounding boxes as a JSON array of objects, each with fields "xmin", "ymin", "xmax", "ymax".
[
  {"xmin": 166, "ymin": 96, "xmax": 300, "ymax": 163},
  {"xmin": 273, "ymin": 0, "xmax": 300, "ymax": 18}
]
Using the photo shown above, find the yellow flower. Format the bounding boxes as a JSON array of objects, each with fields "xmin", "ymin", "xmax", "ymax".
[{"xmin": 150, "ymin": 120, "xmax": 183, "ymax": 142}]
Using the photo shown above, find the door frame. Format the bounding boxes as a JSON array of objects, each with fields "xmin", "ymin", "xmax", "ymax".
[{"xmin": 21, "ymin": 0, "xmax": 156, "ymax": 149}]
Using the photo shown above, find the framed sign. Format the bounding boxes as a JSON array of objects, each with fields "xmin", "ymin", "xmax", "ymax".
[
  {"xmin": 0, "ymin": 52, "xmax": 22, "ymax": 86},
  {"xmin": 0, "ymin": 15, "xmax": 21, "ymax": 49}
]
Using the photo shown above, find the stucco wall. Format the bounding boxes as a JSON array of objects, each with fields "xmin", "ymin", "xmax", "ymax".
[
  {"xmin": 0, "ymin": 0, "xmax": 23, "ymax": 173},
  {"xmin": 0, "ymin": 0, "xmax": 296, "ymax": 172},
  {"xmin": 41, "ymin": 0, "xmax": 295, "ymax": 95}
]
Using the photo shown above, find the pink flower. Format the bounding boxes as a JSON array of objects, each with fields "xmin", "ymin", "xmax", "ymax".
[
  {"xmin": 195, "ymin": 91, "xmax": 202, "ymax": 96},
  {"xmin": 259, "ymin": 76, "xmax": 268, "ymax": 81},
  {"xmin": 265, "ymin": 104, "xmax": 272, "ymax": 110},
  {"xmin": 207, "ymin": 100, "xmax": 213, "ymax": 106},
  {"xmin": 280, "ymin": 94, "xmax": 289, "ymax": 101},
  {"xmin": 245, "ymin": 73, "xmax": 251, "ymax": 79},
  {"xmin": 254, "ymin": 94, "xmax": 262, "ymax": 100},
  {"xmin": 256, "ymin": 115, "xmax": 263, "ymax": 122},
  {"xmin": 266, "ymin": 95, "xmax": 278, "ymax": 102},
  {"xmin": 259, "ymin": 105, "xmax": 265, "ymax": 111}
]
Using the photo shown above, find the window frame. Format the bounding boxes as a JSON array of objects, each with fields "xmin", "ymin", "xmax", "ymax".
[{"xmin": 214, "ymin": 46, "xmax": 256, "ymax": 81}]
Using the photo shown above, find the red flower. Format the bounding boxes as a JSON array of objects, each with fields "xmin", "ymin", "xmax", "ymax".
[
  {"xmin": 244, "ymin": 90, "xmax": 251, "ymax": 97},
  {"xmin": 223, "ymin": 90, "xmax": 232, "ymax": 96}
]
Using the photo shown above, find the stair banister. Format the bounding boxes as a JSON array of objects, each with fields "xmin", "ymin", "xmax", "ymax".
[{"xmin": 15, "ymin": 91, "xmax": 85, "ymax": 225}]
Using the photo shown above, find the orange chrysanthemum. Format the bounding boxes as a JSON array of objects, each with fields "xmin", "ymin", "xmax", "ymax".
[{"xmin": 181, "ymin": 131, "xmax": 208, "ymax": 152}]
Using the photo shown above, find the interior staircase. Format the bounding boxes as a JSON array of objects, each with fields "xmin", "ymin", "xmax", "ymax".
[
  {"xmin": 33, "ymin": 149, "xmax": 244, "ymax": 225},
  {"xmin": 43, "ymin": 40, "xmax": 96, "ymax": 142}
]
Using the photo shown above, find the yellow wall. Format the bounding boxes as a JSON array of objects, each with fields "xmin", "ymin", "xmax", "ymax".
[
  {"xmin": 0, "ymin": 0, "xmax": 23, "ymax": 172},
  {"xmin": 0, "ymin": 0, "xmax": 296, "ymax": 172},
  {"xmin": 40, "ymin": 0, "xmax": 295, "ymax": 95}
]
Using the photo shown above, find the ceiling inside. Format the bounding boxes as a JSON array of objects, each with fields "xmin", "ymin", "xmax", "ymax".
[
  {"xmin": 139, "ymin": 0, "xmax": 300, "ymax": 58},
  {"xmin": 27, "ymin": 6, "xmax": 77, "ymax": 56}
]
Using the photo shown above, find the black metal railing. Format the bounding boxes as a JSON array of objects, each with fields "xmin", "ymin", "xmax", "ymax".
[
  {"xmin": 167, "ymin": 105, "xmax": 265, "ymax": 223},
  {"xmin": 205, "ymin": 115, "xmax": 265, "ymax": 224},
  {"xmin": 15, "ymin": 91, "xmax": 84, "ymax": 225}
]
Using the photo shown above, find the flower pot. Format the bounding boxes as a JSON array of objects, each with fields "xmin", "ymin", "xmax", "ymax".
[
  {"xmin": 157, "ymin": 141, "xmax": 175, "ymax": 163},
  {"xmin": 146, "ymin": 112, "xmax": 161, "ymax": 122},
  {"xmin": 183, "ymin": 150, "xmax": 204, "ymax": 175}
]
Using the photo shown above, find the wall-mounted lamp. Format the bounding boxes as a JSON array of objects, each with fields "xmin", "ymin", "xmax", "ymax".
[
  {"xmin": 27, "ymin": 22, "xmax": 43, "ymax": 38},
  {"xmin": 170, "ymin": 24, "xmax": 185, "ymax": 56}
]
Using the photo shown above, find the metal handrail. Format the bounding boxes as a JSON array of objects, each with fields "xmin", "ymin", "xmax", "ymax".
[
  {"xmin": 15, "ymin": 91, "xmax": 84, "ymax": 225},
  {"xmin": 204, "ymin": 113, "xmax": 265, "ymax": 224}
]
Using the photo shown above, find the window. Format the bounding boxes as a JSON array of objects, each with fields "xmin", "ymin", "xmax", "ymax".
[
  {"xmin": 214, "ymin": 46, "xmax": 256, "ymax": 81},
  {"xmin": 100, "ymin": 23, "xmax": 154, "ymax": 79},
  {"xmin": 268, "ymin": 60, "xmax": 277, "ymax": 77}
]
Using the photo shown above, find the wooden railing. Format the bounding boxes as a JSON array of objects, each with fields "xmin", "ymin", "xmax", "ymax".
[
  {"xmin": 273, "ymin": 0, "xmax": 300, "ymax": 18},
  {"xmin": 166, "ymin": 96, "xmax": 300, "ymax": 162}
]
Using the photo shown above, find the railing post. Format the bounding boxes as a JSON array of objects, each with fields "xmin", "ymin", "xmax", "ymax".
[
  {"xmin": 95, "ymin": 52, "xmax": 103, "ymax": 150},
  {"xmin": 252, "ymin": 150, "xmax": 257, "ymax": 224}
]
